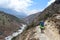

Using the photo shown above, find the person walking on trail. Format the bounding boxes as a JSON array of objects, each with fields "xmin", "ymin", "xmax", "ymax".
[{"xmin": 39, "ymin": 21, "xmax": 45, "ymax": 33}]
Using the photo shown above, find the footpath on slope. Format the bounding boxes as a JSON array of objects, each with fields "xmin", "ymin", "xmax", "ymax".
[
  {"xmin": 14, "ymin": 25, "xmax": 51, "ymax": 40},
  {"xmin": 44, "ymin": 20, "xmax": 60, "ymax": 40},
  {"xmin": 34, "ymin": 22, "xmax": 60, "ymax": 40},
  {"xmin": 14, "ymin": 20, "xmax": 60, "ymax": 40},
  {"xmin": 34, "ymin": 26, "xmax": 50, "ymax": 40}
]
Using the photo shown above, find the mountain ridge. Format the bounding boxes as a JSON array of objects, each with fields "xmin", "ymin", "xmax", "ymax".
[
  {"xmin": 14, "ymin": 0, "xmax": 60, "ymax": 40},
  {"xmin": 0, "ymin": 8, "xmax": 27, "ymax": 18},
  {"xmin": 24, "ymin": 0, "xmax": 60, "ymax": 28},
  {"xmin": 0, "ymin": 11, "xmax": 25, "ymax": 40}
]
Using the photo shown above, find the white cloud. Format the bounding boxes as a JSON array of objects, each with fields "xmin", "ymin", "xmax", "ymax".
[
  {"xmin": 0, "ymin": 0, "xmax": 9, "ymax": 7},
  {"xmin": 8, "ymin": 0, "xmax": 33, "ymax": 11},
  {"xmin": 0, "ymin": 0, "xmax": 35, "ymax": 15},
  {"xmin": 0, "ymin": 0, "xmax": 56, "ymax": 15},
  {"xmin": 47, "ymin": 0, "xmax": 56, "ymax": 6}
]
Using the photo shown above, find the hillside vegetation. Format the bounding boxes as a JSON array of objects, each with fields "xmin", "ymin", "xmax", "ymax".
[
  {"xmin": 14, "ymin": 0, "xmax": 60, "ymax": 40},
  {"xmin": 0, "ymin": 11, "xmax": 23, "ymax": 40}
]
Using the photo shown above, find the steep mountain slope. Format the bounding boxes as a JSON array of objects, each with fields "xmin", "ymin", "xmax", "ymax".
[
  {"xmin": 0, "ymin": 11, "xmax": 24, "ymax": 40},
  {"xmin": 24, "ymin": 0, "xmax": 60, "ymax": 27},
  {"xmin": 14, "ymin": 13, "xmax": 60, "ymax": 40},
  {"xmin": 14, "ymin": 0, "xmax": 60, "ymax": 40},
  {"xmin": 24, "ymin": 12, "xmax": 41, "ymax": 26},
  {"xmin": 44, "ymin": 15, "xmax": 60, "ymax": 40}
]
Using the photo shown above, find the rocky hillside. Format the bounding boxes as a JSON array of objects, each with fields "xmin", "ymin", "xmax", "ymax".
[
  {"xmin": 24, "ymin": 12, "xmax": 41, "ymax": 27},
  {"xmin": 24, "ymin": 0, "xmax": 60, "ymax": 27},
  {"xmin": 14, "ymin": 13, "xmax": 60, "ymax": 40},
  {"xmin": 0, "ymin": 11, "xmax": 24, "ymax": 40},
  {"xmin": 14, "ymin": 9, "xmax": 60, "ymax": 40},
  {"xmin": 14, "ymin": 0, "xmax": 60, "ymax": 40}
]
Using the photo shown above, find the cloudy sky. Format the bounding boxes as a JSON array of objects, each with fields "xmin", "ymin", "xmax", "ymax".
[{"xmin": 0, "ymin": 0, "xmax": 55, "ymax": 15}]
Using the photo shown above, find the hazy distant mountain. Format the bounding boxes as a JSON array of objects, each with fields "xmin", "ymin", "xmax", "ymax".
[
  {"xmin": 24, "ymin": 12, "xmax": 41, "ymax": 26},
  {"xmin": 0, "ymin": 8, "xmax": 27, "ymax": 18}
]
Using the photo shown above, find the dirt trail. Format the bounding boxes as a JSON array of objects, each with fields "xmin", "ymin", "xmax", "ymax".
[
  {"xmin": 35, "ymin": 26, "xmax": 50, "ymax": 40},
  {"xmin": 36, "ymin": 25, "xmax": 60, "ymax": 40},
  {"xmin": 44, "ymin": 20, "xmax": 60, "ymax": 40},
  {"xmin": 15, "ymin": 20, "xmax": 60, "ymax": 40}
]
